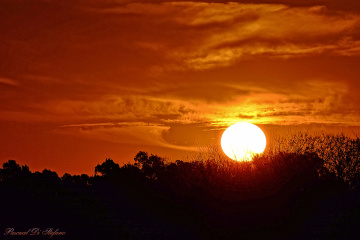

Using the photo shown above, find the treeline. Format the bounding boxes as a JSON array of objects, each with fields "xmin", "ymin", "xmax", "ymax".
[
  {"xmin": 1, "ymin": 147, "xmax": 360, "ymax": 240},
  {"xmin": 267, "ymin": 132, "xmax": 360, "ymax": 188}
]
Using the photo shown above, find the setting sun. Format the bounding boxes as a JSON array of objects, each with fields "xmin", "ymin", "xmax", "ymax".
[{"xmin": 221, "ymin": 122, "xmax": 266, "ymax": 161}]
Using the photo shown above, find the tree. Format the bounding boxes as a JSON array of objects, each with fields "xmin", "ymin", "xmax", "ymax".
[
  {"xmin": 41, "ymin": 169, "xmax": 60, "ymax": 183},
  {"xmin": 62, "ymin": 173, "xmax": 90, "ymax": 186},
  {"xmin": 95, "ymin": 158, "xmax": 120, "ymax": 177},
  {"xmin": 134, "ymin": 151, "xmax": 165, "ymax": 180},
  {"xmin": 0, "ymin": 160, "xmax": 31, "ymax": 180},
  {"xmin": 62, "ymin": 173, "xmax": 73, "ymax": 182}
]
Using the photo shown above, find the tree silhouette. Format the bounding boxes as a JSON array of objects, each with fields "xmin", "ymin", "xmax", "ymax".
[
  {"xmin": 95, "ymin": 158, "xmax": 120, "ymax": 177},
  {"xmin": 41, "ymin": 169, "xmax": 59, "ymax": 179},
  {"xmin": 62, "ymin": 172, "xmax": 73, "ymax": 181},
  {"xmin": 0, "ymin": 144, "xmax": 358, "ymax": 240},
  {"xmin": 0, "ymin": 159, "xmax": 30, "ymax": 180},
  {"xmin": 134, "ymin": 151, "xmax": 165, "ymax": 180}
]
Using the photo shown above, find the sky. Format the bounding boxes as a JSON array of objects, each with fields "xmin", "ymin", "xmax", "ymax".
[{"xmin": 1, "ymin": 0, "xmax": 360, "ymax": 175}]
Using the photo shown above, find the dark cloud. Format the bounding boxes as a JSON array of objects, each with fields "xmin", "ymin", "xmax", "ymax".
[{"xmin": 238, "ymin": 114, "xmax": 255, "ymax": 119}]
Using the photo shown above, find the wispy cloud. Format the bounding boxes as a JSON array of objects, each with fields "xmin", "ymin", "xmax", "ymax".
[
  {"xmin": 205, "ymin": 80, "xmax": 353, "ymax": 126},
  {"xmin": 46, "ymin": 95, "xmax": 195, "ymax": 122},
  {"xmin": 0, "ymin": 77, "xmax": 19, "ymax": 86},
  {"xmin": 93, "ymin": 2, "xmax": 360, "ymax": 70},
  {"xmin": 2, "ymin": 0, "xmax": 360, "ymax": 173},
  {"xmin": 1, "ymin": 78, "xmax": 354, "ymax": 126},
  {"xmin": 58, "ymin": 121, "xmax": 198, "ymax": 151}
]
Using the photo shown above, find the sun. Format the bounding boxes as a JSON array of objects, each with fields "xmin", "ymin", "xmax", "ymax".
[{"xmin": 221, "ymin": 122, "xmax": 266, "ymax": 161}]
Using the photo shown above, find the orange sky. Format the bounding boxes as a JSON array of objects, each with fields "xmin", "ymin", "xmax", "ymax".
[{"xmin": 1, "ymin": 0, "xmax": 360, "ymax": 175}]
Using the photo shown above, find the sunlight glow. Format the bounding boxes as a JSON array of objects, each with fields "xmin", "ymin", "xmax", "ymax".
[{"xmin": 221, "ymin": 122, "xmax": 266, "ymax": 161}]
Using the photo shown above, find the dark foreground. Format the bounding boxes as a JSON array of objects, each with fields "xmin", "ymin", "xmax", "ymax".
[{"xmin": 1, "ymin": 151, "xmax": 360, "ymax": 240}]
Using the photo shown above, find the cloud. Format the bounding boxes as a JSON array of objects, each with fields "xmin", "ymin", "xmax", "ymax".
[
  {"xmin": 2, "ymin": 0, "xmax": 360, "ymax": 173},
  {"xmin": 29, "ymin": 79, "xmax": 357, "ymax": 127},
  {"xmin": 93, "ymin": 2, "xmax": 360, "ymax": 70},
  {"xmin": 48, "ymin": 95, "xmax": 195, "ymax": 121},
  {"xmin": 58, "ymin": 121, "xmax": 199, "ymax": 151},
  {"xmin": 3, "ymin": 1, "xmax": 360, "ymax": 78},
  {"xmin": 1, "ymin": 1, "xmax": 360, "ymax": 127},
  {"xmin": 0, "ymin": 77, "xmax": 19, "ymax": 86},
  {"xmin": 175, "ymin": 4, "xmax": 360, "ymax": 69},
  {"xmin": 205, "ymin": 80, "xmax": 354, "ymax": 126}
]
